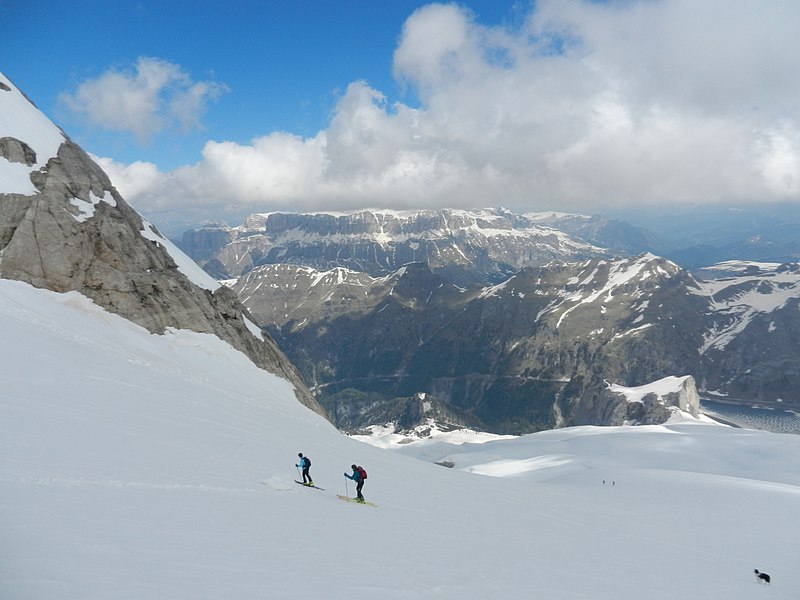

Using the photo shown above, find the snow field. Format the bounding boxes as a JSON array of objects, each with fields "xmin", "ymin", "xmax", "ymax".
[{"xmin": 2, "ymin": 279, "xmax": 800, "ymax": 599}]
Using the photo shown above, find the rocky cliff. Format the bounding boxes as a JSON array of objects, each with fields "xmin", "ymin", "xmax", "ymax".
[
  {"xmin": 0, "ymin": 71, "xmax": 325, "ymax": 418},
  {"xmin": 180, "ymin": 208, "xmax": 611, "ymax": 285}
]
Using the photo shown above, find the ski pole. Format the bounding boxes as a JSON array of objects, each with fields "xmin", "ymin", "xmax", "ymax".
[
  {"xmin": 296, "ymin": 465, "xmax": 302, "ymax": 481},
  {"xmin": 344, "ymin": 474, "xmax": 349, "ymax": 498}
]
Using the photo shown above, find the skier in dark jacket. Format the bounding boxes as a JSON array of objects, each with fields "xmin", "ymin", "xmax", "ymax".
[
  {"xmin": 296, "ymin": 453, "xmax": 313, "ymax": 485},
  {"xmin": 344, "ymin": 464, "xmax": 365, "ymax": 501}
]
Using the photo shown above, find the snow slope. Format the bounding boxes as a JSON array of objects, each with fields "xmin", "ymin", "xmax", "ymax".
[
  {"xmin": 0, "ymin": 72, "xmax": 65, "ymax": 195},
  {"xmin": 2, "ymin": 278, "xmax": 799, "ymax": 599}
]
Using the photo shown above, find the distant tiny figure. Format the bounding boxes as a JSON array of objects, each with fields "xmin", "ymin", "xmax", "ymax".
[
  {"xmin": 344, "ymin": 464, "xmax": 367, "ymax": 501},
  {"xmin": 296, "ymin": 452, "xmax": 313, "ymax": 485},
  {"xmin": 754, "ymin": 569, "xmax": 771, "ymax": 584}
]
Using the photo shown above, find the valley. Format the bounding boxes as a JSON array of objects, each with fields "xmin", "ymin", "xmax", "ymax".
[{"xmin": 178, "ymin": 210, "xmax": 800, "ymax": 434}]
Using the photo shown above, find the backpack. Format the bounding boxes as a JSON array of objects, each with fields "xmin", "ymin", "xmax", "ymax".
[
  {"xmin": 304, "ymin": 457, "xmax": 311, "ymax": 468},
  {"xmin": 357, "ymin": 466, "xmax": 367, "ymax": 480}
]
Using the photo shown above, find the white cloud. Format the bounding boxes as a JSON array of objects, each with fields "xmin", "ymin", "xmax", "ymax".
[
  {"xmin": 392, "ymin": 3, "xmax": 479, "ymax": 90},
  {"xmin": 103, "ymin": 1, "xmax": 800, "ymax": 222},
  {"xmin": 756, "ymin": 125, "xmax": 800, "ymax": 197},
  {"xmin": 60, "ymin": 57, "xmax": 227, "ymax": 142},
  {"xmin": 93, "ymin": 155, "xmax": 166, "ymax": 201}
]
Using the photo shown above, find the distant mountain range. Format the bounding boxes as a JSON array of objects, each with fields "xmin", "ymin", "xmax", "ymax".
[
  {"xmin": 177, "ymin": 204, "xmax": 800, "ymax": 275},
  {"xmin": 179, "ymin": 208, "xmax": 651, "ymax": 285},
  {"xmin": 609, "ymin": 204, "xmax": 800, "ymax": 268},
  {"xmin": 179, "ymin": 209, "xmax": 800, "ymax": 434}
]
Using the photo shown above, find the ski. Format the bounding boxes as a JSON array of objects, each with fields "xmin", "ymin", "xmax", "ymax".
[
  {"xmin": 337, "ymin": 494, "xmax": 377, "ymax": 507},
  {"xmin": 295, "ymin": 480, "xmax": 325, "ymax": 490}
]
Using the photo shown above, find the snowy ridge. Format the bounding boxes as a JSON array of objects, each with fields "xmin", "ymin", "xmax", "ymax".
[
  {"xmin": 536, "ymin": 254, "xmax": 682, "ymax": 328},
  {"xmin": 701, "ymin": 260, "xmax": 783, "ymax": 273},
  {"xmin": 309, "ymin": 266, "xmax": 366, "ymax": 287},
  {"xmin": 472, "ymin": 253, "xmax": 679, "ymax": 310},
  {"xmin": 0, "ymin": 71, "xmax": 66, "ymax": 195},
  {"xmin": 353, "ymin": 419, "xmax": 517, "ymax": 448},
  {"xmin": 140, "ymin": 219, "xmax": 222, "ymax": 292},
  {"xmin": 522, "ymin": 210, "xmax": 591, "ymax": 222},
  {"xmin": 0, "ymin": 71, "xmax": 117, "ymax": 227},
  {"xmin": 229, "ymin": 213, "xmax": 600, "ymax": 254},
  {"xmin": 232, "ymin": 264, "xmax": 377, "ymax": 295},
  {"xmin": 608, "ymin": 375, "xmax": 694, "ymax": 404},
  {"xmin": 228, "ymin": 263, "xmax": 384, "ymax": 324}
]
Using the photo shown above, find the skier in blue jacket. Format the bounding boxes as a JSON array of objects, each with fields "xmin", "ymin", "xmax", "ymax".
[
  {"xmin": 344, "ymin": 464, "xmax": 366, "ymax": 501},
  {"xmin": 296, "ymin": 453, "xmax": 313, "ymax": 485}
]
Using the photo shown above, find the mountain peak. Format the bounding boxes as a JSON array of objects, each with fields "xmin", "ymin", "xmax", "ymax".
[{"xmin": 0, "ymin": 71, "xmax": 325, "ymax": 418}]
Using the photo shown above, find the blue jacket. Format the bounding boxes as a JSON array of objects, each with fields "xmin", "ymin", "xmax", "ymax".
[
  {"xmin": 297, "ymin": 457, "xmax": 309, "ymax": 469},
  {"xmin": 344, "ymin": 469, "xmax": 361, "ymax": 482}
]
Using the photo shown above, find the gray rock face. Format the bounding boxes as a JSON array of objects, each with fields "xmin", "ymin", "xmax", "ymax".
[
  {"xmin": 0, "ymin": 137, "xmax": 37, "ymax": 166},
  {"xmin": 0, "ymin": 74, "xmax": 325, "ymax": 419},
  {"xmin": 576, "ymin": 376, "xmax": 700, "ymax": 426}
]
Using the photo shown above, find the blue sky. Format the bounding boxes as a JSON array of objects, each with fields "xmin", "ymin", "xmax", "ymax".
[
  {"xmin": 3, "ymin": 1, "xmax": 520, "ymax": 168},
  {"xmin": 3, "ymin": 1, "xmax": 800, "ymax": 230},
  {"xmin": 5, "ymin": 1, "xmax": 487, "ymax": 166}
]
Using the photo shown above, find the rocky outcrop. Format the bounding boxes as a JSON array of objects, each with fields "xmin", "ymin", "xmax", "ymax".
[
  {"xmin": 575, "ymin": 376, "xmax": 700, "ymax": 426},
  {"xmin": 0, "ymin": 137, "xmax": 37, "ymax": 166},
  {"xmin": 0, "ymin": 72, "xmax": 325, "ymax": 418}
]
